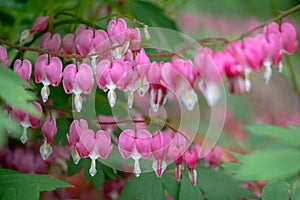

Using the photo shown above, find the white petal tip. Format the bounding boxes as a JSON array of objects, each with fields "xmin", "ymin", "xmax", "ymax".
[{"xmin": 39, "ymin": 142, "xmax": 53, "ymax": 160}]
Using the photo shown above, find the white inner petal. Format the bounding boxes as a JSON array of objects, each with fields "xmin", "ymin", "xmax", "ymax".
[{"xmin": 39, "ymin": 141, "xmax": 53, "ymax": 160}]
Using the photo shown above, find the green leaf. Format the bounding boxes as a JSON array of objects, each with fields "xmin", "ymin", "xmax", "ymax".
[
  {"xmin": 246, "ymin": 124, "xmax": 300, "ymax": 146},
  {"xmin": 0, "ymin": 110, "xmax": 22, "ymax": 142},
  {"xmin": 120, "ymin": 172, "xmax": 165, "ymax": 200},
  {"xmin": 179, "ymin": 172, "xmax": 204, "ymax": 200},
  {"xmin": 235, "ymin": 150, "xmax": 300, "ymax": 181},
  {"xmin": 291, "ymin": 187, "xmax": 300, "ymax": 200},
  {"xmin": 53, "ymin": 118, "xmax": 70, "ymax": 145},
  {"xmin": 0, "ymin": 66, "xmax": 37, "ymax": 115},
  {"xmin": 67, "ymin": 155, "xmax": 84, "ymax": 177},
  {"xmin": 221, "ymin": 162, "xmax": 241, "ymax": 174},
  {"xmin": 0, "ymin": 168, "xmax": 72, "ymax": 200},
  {"xmin": 16, "ymin": 184, "xmax": 39, "ymax": 200},
  {"xmin": 83, "ymin": 159, "xmax": 105, "ymax": 187},
  {"xmin": 197, "ymin": 166, "xmax": 256, "ymax": 200},
  {"xmin": 126, "ymin": 1, "xmax": 177, "ymax": 30},
  {"xmin": 261, "ymin": 181, "xmax": 289, "ymax": 200},
  {"xmin": 162, "ymin": 173, "xmax": 179, "ymax": 199}
]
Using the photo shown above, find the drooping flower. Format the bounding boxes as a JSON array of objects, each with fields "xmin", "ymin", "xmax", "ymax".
[
  {"xmin": 67, "ymin": 119, "xmax": 89, "ymax": 164},
  {"xmin": 63, "ymin": 63, "xmax": 94, "ymax": 112},
  {"xmin": 13, "ymin": 59, "xmax": 32, "ymax": 83},
  {"xmin": 147, "ymin": 62, "xmax": 168, "ymax": 112},
  {"xmin": 20, "ymin": 16, "xmax": 49, "ymax": 44},
  {"xmin": 184, "ymin": 149, "xmax": 197, "ymax": 185},
  {"xmin": 30, "ymin": 16, "xmax": 50, "ymax": 34},
  {"xmin": 194, "ymin": 48, "xmax": 224, "ymax": 106},
  {"xmin": 108, "ymin": 18, "xmax": 132, "ymax": 60},
  {"xmin": 40, "ymin": 116, "xmax": 57, "ymax": 160},
  {"xmin": 168, "ymin": 133, "xmax": 187, "ymax": 182},
  {"xmin": 118, "ymin": 129, "xmax": 152, "ymax": 177},
  {"xmin": 204, "ymin": 146, "xmax": 222, "ymax": 169},
  {"xmin": 40, "ymin": 32, "xmax": 61, "ymax": 53},
  {"xmin": 280, "ymin": 22, "xmax": 298, "ymax": 55},
  {"xmin": 134, "ymin": 48, "xmax": 151, "ymax": 97},
  {"xmin": 0, "ymin": 46, "xmax": 9, "ymax": 67},
  {"xmin": 75, "ymin": 29, "xmax": 110, "ymax": 72},
  {"xmin": 96, "ymin": 59, "xmax": 131, "ymax": 107},
  {"xmin": 151, "ymin": 131, "xmax": 167, "ymax": 177},
  {"xmin": 76, "ymin": 129, "xmax": 112, "ymax": 176},
  {"xmin": 62, "ymin": 33, "xmax": 75, "ymax": 55},
  {"xmin": 161, "ymin": 59, "xmax": 198, "ymax": 110},
  {"xmin": 10, "ymin": 102, "xmax": 42, "ymax": 143},
  {"xmin": 34, "ymin": 55, "xmax": 63, "ymax": 102}
]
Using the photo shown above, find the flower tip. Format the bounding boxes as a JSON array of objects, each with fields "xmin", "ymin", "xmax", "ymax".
[
  {"xmin": 144, "ymin": 25, "xmax": 151, "ymax": 41},
  {"xmin": 39, "ymin": 142, "xmax": 53, "ymax": 160},
  {"xmin": 20, "ymin": 29, "xmax": 33, "ymax": 44},
  {"xmin": 108, "ymin": 89, "xmax": 117, "ymax": 107}
]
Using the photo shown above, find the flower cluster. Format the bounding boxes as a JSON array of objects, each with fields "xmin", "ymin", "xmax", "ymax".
[
  {"xmin": 0, "ymin": 14, "xmax": 298, "ymax": 187},
  {"xmin": 195, "ymin": 21, "xmax": 298, "ymax": 105},
  {"xmin": 67, "ymin": 118, "xmax": 223, "ymax": 185}
]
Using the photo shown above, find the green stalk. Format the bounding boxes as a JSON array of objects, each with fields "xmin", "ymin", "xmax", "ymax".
[{"xmin": 286, "ymin": 56, "xmax": 300, "ymax": 113}]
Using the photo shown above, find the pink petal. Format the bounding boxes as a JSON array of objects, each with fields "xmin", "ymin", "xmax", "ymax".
[
  {"xmin": 108, "ymin": 18, "xmax": 129, "ymax": 45},
  {"xmin": 151, "ymin": 131, "xmax": 166, "ymax": 160},
  {"xmin": 34, "ymin": 55, "xmax": 48, "ymax": 83},
  {"xmin": 77, "ymin": 129, "xmax": 95, "ymax": 158},
  {"xmin": 129, "ymin": 28, "xmax": 141, "ymax": 50},
  {"xmin": 184, "ymin": 149, "xmax": 197, "ymax": 169},
  {"xmin": 63, "ymin": 64, "xmax": 77, "ymax": 94},
  {"xmin": 76, "ymin": 64, "xmax": 94, "ymax": 93},
  {"xmin": 134, "ymin": 48, "xmax": 150, "ymax": 69},
  {"xmin": 118, "ymin": 129, "xmax": 135, "ymax": 159},
  {"xmin": 62, "ymin": 33, "xmax": 75, "ymax": 54},
  {"xmin": 263, "ymin": 22, "xmax": 280, "ymax": 36},
  {"xmin": 267, "ymin": 33, "xmax": 282, "ymax": 65},
  {"xmin": 28, "ymin": 102, "xmax": 42, "ymax": 128},
  {"xmin": 168, "ymin": 143, "xmax": 184, "ymax": 165},
  {"xmin": 0, "ymin": 46, "xmax": 8, "ymax": 67},
  {"xmin": 135, "ymin": 129, "xmax": 152, "ymax": 159},
  {"xmin": 96, "ymin": 59, "xmax": 111, "ymax": 89},
  {"xmin": 42, "ymin": 116, "xmax": 57, "ymax": 143},
  {"xmin": 110, "ymin": 60, "xmax": 128, "ymax": 85},
  {"xmin": 67, "ymin": 119, "xmax": 89, "ymax": 146},
  {"xmin": 95, "ymin": 130, "xmax": 112, "ymax": 159},
  {"xmin": 46, "ymin": 57, "xmax": 63, "ymax": 86},
  {"xmin": 93, "ymin": 30, "xmax": 111, "ymax": 53},
  {"xmin": 75, "ymin": 29, "xmax": 93, "ymax": 55},
  {"xmin": 281, "ymin": 22, "xmax": 298, "ymax": 55},
  {"xmin": 40, "ymin": 32, "xmax": 61, "ymax": 53},
  {"xmin": 30, "ymin": 16, "xmax": 49, "ymax": 34},
  {"xmin": 147, "ymin": 62, "xmax": 161, "ymax": 83}
]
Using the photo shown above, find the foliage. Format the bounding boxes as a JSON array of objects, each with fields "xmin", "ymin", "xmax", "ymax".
[{"xmin": 0, "ymin": 168, "xmax": 72, "ymax": 200}]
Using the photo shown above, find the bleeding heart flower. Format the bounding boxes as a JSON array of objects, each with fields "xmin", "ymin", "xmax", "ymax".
[
  {"xmin": 151, "ymin": 131, "xmax": 167, "ymax": 177},
  {"xmin": 118, "ymin": 129, "xmax": 152, "ymax": 177},
  {"xmin": 76, "ymin": 129, "xmax": 112, "ymax": 177},
  {"xmin": 0, "ymin": 46, "xmax": 8, "ymax": 67},
  {"xmin": 168, "ymin": 133, "xmax": 187, "ymax": 182},
  {"xmin": 10, "ymin": 102, "xmax": 42, "ymax": 144},
  {"xmin": 34, "ymin": 55, "xmax": 63, "ymax": 102},
  {"xmin": 184, "ymin": 149, "xmax": 197, "ymax": 185},
  {"xmin": 96, "ymin": 59, "xmax": 131, "ymax": 107},
  {"xmin": 40, "ymin": 32, "xmax": 61, "ymax": 53},
  {"xmin": 40, "ymin": 116, "xmax": 57, "ymax": 160},
  {"xmin": 204, "ymin": 146, "xmax": 222, "ymax": 168},
  {"xmin": 30, "ymin": 16, "xmax": 50, "ymax": 34},
  {"xmin": 67, "ymin": 119, "xmax": 89, "ymax": 164},
  {"xmin": 13, "ymin": 59, "xmax": 32, "ymax": 83},
  {"xmin": 63, "ymin": 63, "xmax": 94, "ymax": 112}
]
